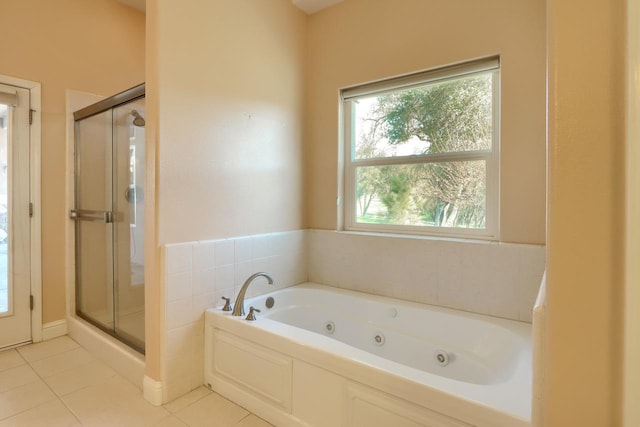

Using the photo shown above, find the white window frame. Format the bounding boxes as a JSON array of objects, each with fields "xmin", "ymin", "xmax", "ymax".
[{"xmin": 340, "ymin": 57, "xmax": 500, "ymax": 240}]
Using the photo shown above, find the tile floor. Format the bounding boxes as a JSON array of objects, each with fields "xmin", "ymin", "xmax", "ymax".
[{"xmin": 0, "ymin": 336, "xmax": 273, "ymax": 427}]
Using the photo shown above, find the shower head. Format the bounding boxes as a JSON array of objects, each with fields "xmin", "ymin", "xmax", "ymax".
[{"xmin": 131, "ymin": 110, "xmax": 145, "ymax": 127}]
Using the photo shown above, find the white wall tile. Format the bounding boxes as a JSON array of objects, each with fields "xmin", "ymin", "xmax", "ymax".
[
  {"xmin": 252, "ymin": 234, "xmax": 272, "ymax": 259},
  {"xmin": 307, "ymin": 230, "xmax": 545, "ymax": 322},
  {"xmin": 282, "ymin": 230, "xmax": 305, "ymax": 256},
  {"xmin": 193, "ymin": 241, "xmax": 215, "ymax": 271},
  {"xmin": 192, "ymin": 268, "xmax": 215, "ymax": 296},
  {"xmin": 166, "ymin": 243, "xmax": 193, "ymax": 275},
  {"xmin": 519, "ymin": 273, "xmax": 545, "ymax": 322},
  {"xmin": 167, "ymin": 272, "xmax": 192, "ymax": 303},
  {"xmin": 267, "ymin": 255, "xmax": 285, "ymax": 284},
  {"xmin": 166, "ymin": 298, "xmax": 193, "ymax": 330},
  {"xmin": 266, "ymin": 233, "xmax": 285, "ymax": 256},
  {"xmin": 252, "ymin": 257, "xmax": 270, "ymax": 274},
  {"xmin": 214, "ymin": 265, "xmax": 234, "ymax": 290},
  {"xmin": 234, "ymin": 237, "xmax": 253, "ymax": 264},
  {"xmin": 214, "ymin": 240, "xmax": 234, "ymax": 267},
  {"xmin": 487, "ymin": 270, "xmax": 519, "ymax": 320},
  {"xmin": 519, "ymin": 245, "xmax": 546, "ymax": 276},
  {"xmin": 166, "ymin": 324, "xmax": 195, "ymax": 362},
  {"xmin": 164, "ymin": 354, "xmax": 194, "ymax": 402},
  {"xmin": 192, "ymin": 294, "xmax": 217, "ymax": 321}
]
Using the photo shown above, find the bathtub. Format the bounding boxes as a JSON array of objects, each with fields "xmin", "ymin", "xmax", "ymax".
[{"xmin": 204, "ymin": 283, "xmax": 531, "ymax": 427}]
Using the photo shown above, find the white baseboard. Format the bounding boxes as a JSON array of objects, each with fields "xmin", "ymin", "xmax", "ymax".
[
  {"xmin": 42, "ymin": 319, "xmax": 68, "ymax": 341},
  {"xmin": 144, "ymin": 375, "xmax": 164, "ymax": 406}
]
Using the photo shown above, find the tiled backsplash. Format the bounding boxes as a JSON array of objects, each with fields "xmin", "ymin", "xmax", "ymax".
[
  {"xmin": 307, "ymin": 230, "xmax": 545, "ymax": 323},
  {"xmin": 161, "ymin": 229, "xmax": 545, "ymax": 402},
  {"xmin": 162, "ymin": 230, "xmax": 307, "ymax": 402}
]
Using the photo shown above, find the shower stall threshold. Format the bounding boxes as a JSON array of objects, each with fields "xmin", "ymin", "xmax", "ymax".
[{"xmin": 67, "ymin": 314, "xmax": 145, "ymax": 390}]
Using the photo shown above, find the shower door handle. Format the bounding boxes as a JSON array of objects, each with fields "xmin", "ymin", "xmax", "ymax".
[{"xmin": 69, "ymin": 209, "xmax": 114, "ymax": 224}]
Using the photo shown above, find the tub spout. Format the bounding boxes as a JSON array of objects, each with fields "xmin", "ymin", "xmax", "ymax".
[{"xmin": 232, "ymin": 272, "xmax": 274, "ymax": 316}]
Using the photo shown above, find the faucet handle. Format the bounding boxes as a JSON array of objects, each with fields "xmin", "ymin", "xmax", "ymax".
[
  {"xmin": 246, "ymin": 306, "xmax": 261, "ymax": 321},
  {"xmin": 221, "ymin": 297, "xmax": 232, "ymax": 312}
]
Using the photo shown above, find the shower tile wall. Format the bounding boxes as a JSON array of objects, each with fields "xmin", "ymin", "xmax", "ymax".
[
  {"xmin": 161, "ymin": 229, "xmax": 545, "ymax": 402},
  {"xmin": 162, "ymin": 230, "xmax": 307, "ymax": 402}
]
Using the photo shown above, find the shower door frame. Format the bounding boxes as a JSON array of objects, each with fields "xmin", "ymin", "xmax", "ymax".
[{"xmin": 72, "ymin": 83, "xmax": 145, "ymax": 354}]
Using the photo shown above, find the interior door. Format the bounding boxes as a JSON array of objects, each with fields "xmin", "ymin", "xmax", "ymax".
[{"xmin": 0, "ymin": 83, "xmax": 32, "ymax": 349}]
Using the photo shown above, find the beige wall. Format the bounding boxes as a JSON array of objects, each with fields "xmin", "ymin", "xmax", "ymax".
[
  {"xmin": 153, "ymin": 0, "xmax": 307, "ymax": 246},
  {"xmin": 546, "ymin": 0, "xmax": 624, "ymax": 424},
  {"xmin": 146, "ymin": 0, "xmax": 307, "ymax": 380},
  {"xmin": 306, "ymin": 0, "xmax": 546, "ymax": 245},
  {"xmin": 1, "ymin": 0, "xmax": 145, "ymax": 323}
]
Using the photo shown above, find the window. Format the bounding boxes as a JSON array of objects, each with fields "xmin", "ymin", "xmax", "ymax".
[{"xmin": 341, "ymin": 57, "xmax": 500, "ymax": 239}]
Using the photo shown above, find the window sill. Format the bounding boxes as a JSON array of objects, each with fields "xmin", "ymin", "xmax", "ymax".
[{"xmin": 336, "ymin": 228, "xmax": 500, "ymax": 244}]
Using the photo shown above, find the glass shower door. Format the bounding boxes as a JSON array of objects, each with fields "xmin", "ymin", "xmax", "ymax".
[
  {"xmin": 73, "ymin": 88, "xmax": 145, "ymax": 353},
  {"xmin": 74, "ymin": 110, "xmax": 115, "ymax": 332},
  {"xmin": 113, "ymin": 101, "xmax": 145, "ymax": 350}
]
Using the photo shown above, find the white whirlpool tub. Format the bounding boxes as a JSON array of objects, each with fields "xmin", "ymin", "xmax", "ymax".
[{"xmin": 204, "ymin": 283, "xmax": 532, "ymax": 427}]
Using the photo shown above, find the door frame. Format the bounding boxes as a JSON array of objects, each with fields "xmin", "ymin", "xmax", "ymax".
[
  {"xmin": 625, "ymin": 0, "xmax": 640, "ymax": 424},
  {"xmin": 0, "ymin": 74, "xmax": 42, "ymax": 344}
]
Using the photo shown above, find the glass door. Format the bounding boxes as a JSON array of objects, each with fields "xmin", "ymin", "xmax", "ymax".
[
  {"xmin": 73, "ymin": 88, "xmax": 145, "ymax": 353},
  {"xmin": 113, "ymin": 100, "xmax": 145, "ymax": 350},
  {"xmin": 0, "ymin": 83, "xmax": 32, "ymax": 349},
  {"xmin": 74, "ymin": 110, "xmax": 115, "ymax": 332}
]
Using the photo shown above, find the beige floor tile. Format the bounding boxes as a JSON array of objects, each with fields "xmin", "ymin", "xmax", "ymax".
[
  {"xmin": 153, "ymin": 415, "xmax": 189, "ymax": 427},
  {"xmin": 233, "ymin": 415, "xmax": 274, "ymax": 427},
  {"xmin": 43, "ymin": 359, "xmax": 118, "ymax": 397},
  {"xmin": 62, "ymin": 376, "xmax": 171, "ymax": 427},
  {"xmin": 0, "ymin": 365, "xmax": 40, "ymax": 393},
  {"xmin": 164, "ymin": 386, "xmax": 212, "ymax": 413},
  {"xmin": 16, "ymin": 337, "xmax": 79, "ymax": 363},
  {"xmin": 0, "ymin": 399, "xmax": 80, "ymax": 427},
  {"xmin": 0, "ymin": 350, "xmax": 25, "ymax": 373},
  {"xmin": 0, "ymin": 380, "xmax": 56, "ymax": 420},
  {"xmin": 30, "ymin": 347, "xmax": 94, "ymax": 378},
  {"xmin": 175, "ymin": 393, "xmax": 249, "ymax": 427},
  {"xmin": 4, "ymin": 337, "xmax": 272, "ymax": 427}
]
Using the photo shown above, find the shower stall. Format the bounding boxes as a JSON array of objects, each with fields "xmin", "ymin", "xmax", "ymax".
[{"xmin": 71, "ymin": 84, "xmax": 146, "ymax": 353}]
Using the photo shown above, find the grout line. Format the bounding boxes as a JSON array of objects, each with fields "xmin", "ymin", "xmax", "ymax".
[
  {"xmin": 0, "ymin": 362, "xmax": 74, "ymax": 424},
  {"xmin": 16, "ymin": 339, "xmax": 81, "ymax": 364},
  {"xmin": 22, "ymin": 345, "xmax": 83, "ymax": 425},
  {"xmin": 234, "ymin": 413, "xmax": 253, "ymax": 426},
  {"xmin": 163, "ymin": 387, "xmax": 213, "ymax": 415},
  {"xmin": 2, "ymin": 338, "xmax": 270, "ymax": 426},
  {"xmin": 26, "ymin": 347, "xmax": 96, "ymax": 381}
]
